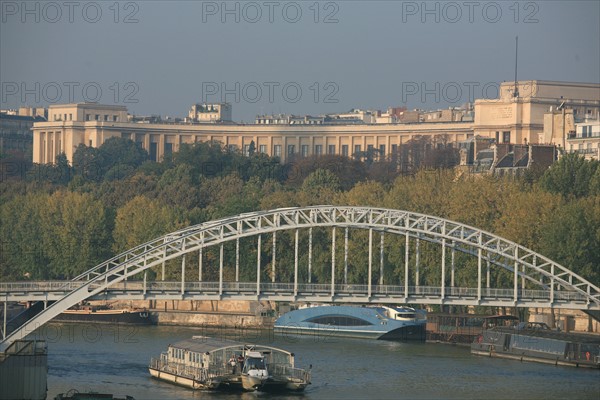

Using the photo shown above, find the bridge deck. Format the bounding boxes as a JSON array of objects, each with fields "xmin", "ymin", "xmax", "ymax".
[{"xmin": 1, "ymin": 281, "xmax": 595, "ymax": 310}]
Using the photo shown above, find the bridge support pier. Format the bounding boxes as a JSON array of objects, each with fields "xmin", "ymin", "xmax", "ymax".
[
  {"xmin": 404, "ymin": 227, "xmax": 409, "ymax": 299},
  {"xmin": 308, "ymin": 228, "xmax": 312, "ymax": 284},
  {"xmin": 237, "ymin": 237, "xmax": 241, "ymax": 283},
  {"xmin": 332, "ymin": 227, "xmax": 337, "ymax": 297},
  {"xmin": 441, "ymin": 230, "xmax": 446, "ymax": 300},
  {"xmin": 451, "ymin": 241, "xmax": 455, "ymax": 288},
  {"xmin": 486, "ymin": 255, "xmax": 491, "ymax": 289},
  {"xmin": 477, "ymin": 247, "xmax": 482, "ymax": 301},
  {"xmin": 2, "ymin": 301, "xmax": 6, "ymax": 340},
  {"xmin": 200, "ymin": 232, "xmax": 205, "ymax": 282},
  {"xmin": 271, "ymin": 233, "xmax": 276, "ymax": 283},
  {"xmin": 344, "ymin": 227, "xmax": 348, "ymax": 285},
  {"xmin": 294, "ymin": 229, "xmax": 299, "ymax": 295},
  {"xmin": 379, "ymin": 233, "xmax": 384, "ymax": 285},
  {"xmin": 181, "ymin": 250, "xmax": 186, "ymax": 295},
  {"xmin": 256, "ymin": 234, "xmax": 262, "ymax": 296},
  {"xmin": 219, "ymin": 243, "xmax": 224, "ymax": 295},
  {"xmin": 415, "ymin": 237, "xmax": 420, "ymax": 289},
  {"xmin": 162, "ymin": 247, "xmax": 166, "ymax": 281},
  {"xmin": 368, "ymin": 228, "xmax": 372, "ymax": 298}
]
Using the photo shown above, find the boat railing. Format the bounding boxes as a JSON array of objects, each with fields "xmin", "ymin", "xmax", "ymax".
[
  {"xmin": 207, "ymin": 363, "xmax": 232, "ymax": 379},
  {"xmin": 150, "ymin": 357, "xmax": 208, "ymax": 382},
  {"xmin": 269, "ymin": 363, "xmax": 310, "ymax": 383}
]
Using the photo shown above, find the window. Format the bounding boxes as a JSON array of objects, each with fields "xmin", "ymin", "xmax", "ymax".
[
  {"xmin": 502, "ymin": 131, "xmax": 511, "ymax": 143},
  {"xmin": 243, "ymin": 144, "xmax": 250, "ymax": 156},
  {"xmin": 69, "ymin": 113, "xmax": 72, "ymax": 121},
  {"xmin": 495, "ymin": 131, "xmax": 500, "ymax": 142},
  {"xmin": 95, "ymin": 114, "xmax": 99, "ymax": 121},
  {"xmin": 328, "ymin": 145, "xmax": 335, "ymax": 155},
  {"xmin": 89, "ymin": 140, "xmax": 92, "ymax": 146},
  {"xmin": 164, "ymin": 142, "xmax": 173, "ymax": 156},
  {"xmin": 104, "ymin": 115, "xmax": 109, "ymax": 121},
  {"xmin": 341, "ymin": 145, "xmax": 349, "ymax": 157},
  {"xmin": 259, "ymin": 144, "xmax": 267, "ymax": 154},
  {"xmin": 113, "ymin": 115, "xmax": 118, "ymax": 122},
  {"xmin": 273, "ymin": 145, "xmax": 282, "ymax": 157},
  {"xmin": 354, "ymin": 144, "xmax": 361, "ymax": 155},
  {"xmin": 149, "ymin": 142, "xmax": 158, "ymax": 161},
  {"xmin": 306, "ymin": 315, "xmax": 373, "ymax": 326},
  {"xmin": 287, "ymin": 144, "xmax": 295, "ymax": 155},
  {"xmin": 391, "ymin": 144, "xmax": 398, "ymax": 154},
  {"xmin": 64, "ymin": 113, "xmax": 67, "ymax": 121},
  {"xmin": 315, "ymin": 144, "xmax": 323, "ymax": 155},
  {"xmin": 379, "ymin": 144, "xmax": 385, "ymax": 157},
  {"xmin": 86, "ymin": 114, "xmax": 90, "ymax": 121},
  {"xmin": 301, "ymin": 144, "xmax": 309, "ymax": 157}
]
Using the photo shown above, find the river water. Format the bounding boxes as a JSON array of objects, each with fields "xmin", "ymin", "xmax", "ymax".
[{"xmin": 41, "ymin": 323, "xmax": 599, "ymax": 399}]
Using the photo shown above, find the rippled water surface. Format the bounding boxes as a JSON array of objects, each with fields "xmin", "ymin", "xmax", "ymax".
[{"xmin": 43, "ymin": 323, "xmax": 600, "ymax": 399}]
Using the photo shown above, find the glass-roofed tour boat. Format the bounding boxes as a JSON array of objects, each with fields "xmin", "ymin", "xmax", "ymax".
[
  {"xmin": 274, "ymin": 304, "xmax": 427, "ymax": 341},
  {"xmin": 149, "ymin": 336, "xmax": 311, "ymax": 392}
]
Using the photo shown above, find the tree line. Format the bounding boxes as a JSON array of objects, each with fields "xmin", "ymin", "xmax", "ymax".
[{"xmin": 1, "ymin": 137, "xmax": 599, "ymax": 288}]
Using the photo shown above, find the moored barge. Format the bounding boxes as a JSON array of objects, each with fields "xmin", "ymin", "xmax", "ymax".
[
  {"xmin": 471, "ymin": 322, "xmax": 600, "ymax": 368},
  {"xmin": 149, "ymin": 336, "xmax": 311, "ymax": 392},
  {"xmin": 54, "ymin": 304, "xmax": 152, "ymax": 325}
]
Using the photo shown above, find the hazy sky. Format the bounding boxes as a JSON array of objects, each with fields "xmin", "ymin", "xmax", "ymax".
[{"xmin": 1, "ymin": 1, "xmax": 599, "ymax": 122}]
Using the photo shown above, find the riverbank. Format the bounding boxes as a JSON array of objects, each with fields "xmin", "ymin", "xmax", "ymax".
[{"xmin": 149, "ymin": 308, "xmax": 274, "ymax": 328}]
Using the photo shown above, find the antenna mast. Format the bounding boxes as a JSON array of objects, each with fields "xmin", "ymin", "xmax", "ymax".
[{"xmin": 513, "ymin": 36, "xmax": 519, "ymax": 98}]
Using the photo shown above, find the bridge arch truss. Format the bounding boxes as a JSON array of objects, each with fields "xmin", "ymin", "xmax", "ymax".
[{"xmin": 2, "ymin": 206, "xmax": 599, "ymax": 350}]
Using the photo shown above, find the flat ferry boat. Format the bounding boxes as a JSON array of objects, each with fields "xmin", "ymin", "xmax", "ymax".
[
  {"xmin": 54, "ymin": 304, "xmax": 152, "ymax": 325},
  {"xmin": 471, "ymin": 321, "xmax": 600, "ymax": 369},
  {"xmin": 274, "ymin": 304, "xmax": 427, "ymax": 341},
  {"xmin": 149, "ymin": 336, "xmax": 311, "ymax": 392}
]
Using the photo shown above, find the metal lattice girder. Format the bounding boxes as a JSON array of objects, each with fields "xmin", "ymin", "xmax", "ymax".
[{"xmin": 2, "ymin": 205, "xmax": 599, "ymax": 351}]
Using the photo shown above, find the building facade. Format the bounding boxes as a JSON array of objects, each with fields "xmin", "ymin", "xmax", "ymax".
[
  {"xmin": 473, "ymin": 80, "xmax": 599, "ymax": 146},
  {"xmin": 567, "ymin": 117, "xmax": 600, "ymax": 160},
  {"xmin": 33, "ymin": 103, "xmax": 472, "ymax": 164},
  {"xmin": 0, "ymin": 107, "xmax": 47, "ymax": 157},
  {"xmin": 188, "ymin": 103, "xmax": 232, "ymax": 123},
  {"xmin": 32, "ymin": 81, "xmax": 600, "ymax": 165}
]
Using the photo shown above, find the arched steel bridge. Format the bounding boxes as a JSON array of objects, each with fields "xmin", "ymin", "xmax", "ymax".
[{"xmin": 1, "ymin": 205, "xmax": 599, "ymax": 351}]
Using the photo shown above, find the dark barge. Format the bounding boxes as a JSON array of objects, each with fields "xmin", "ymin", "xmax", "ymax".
[
  {"xmin": 54, "ymin": 305, "xmax": 152, "ymax": 325},
  {"xmin": 471, "ymin": 322, "xmax": 600, "ymax": 368},
  {"xmin": 426, "ymin": 314, "xmax": 518, "ymax": 344}
]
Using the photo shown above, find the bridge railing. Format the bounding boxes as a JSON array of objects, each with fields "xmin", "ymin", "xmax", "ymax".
[
  {"xmin": 0, "ymin": 281, "xmax": 82, "ymax": 292},
  {"xmin": 0, "ymin": 281, "xmax": 590, "ymax": 303}
]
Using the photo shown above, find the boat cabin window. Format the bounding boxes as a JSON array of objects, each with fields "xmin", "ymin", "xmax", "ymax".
[
  {"xmin": 244, "ymin": 357, "xmax": 266, "ymax": 372},
  {"xmin": 306, "ymin": 315, "xmax": 372, "ymax": 326},
  {"xmin": 170, "ymin": 348, "xmax": 185, "ymax": 361},
  {"xmin": 188, "ymin": 352, "xmax": 200, "ymax": 363},
  {"xmin": 395, "ymin": 313, "xmax": 416, "ymax": 319}
]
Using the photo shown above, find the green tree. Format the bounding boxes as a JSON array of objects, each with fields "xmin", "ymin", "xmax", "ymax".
[
  {"xmin": 99, "ymin": 137, "xmax": 148, "ymax": 171},
  {"xmin": 113, "ymin": 196, "xmax": 186, "ymax": 253},
  {"xmin": 72, "ymin": 138, "xmax": 148, "ymax": 182},
  {"xmin": 0, "ymin": 193, "xmax": 50, "ymax": 279},
  {"xmin": 39, "ymin": 191, "xmax": 113, "ymax": 279},
  {"xmin": 539, "ymin": 153, "xmax": 599, "ymax": 198},
  {"xmin": 538, "ymin": 197, "xmax": 600, "ymax": 286},
  {"xmin": 72, "ymin": 144, "xmax": 103, "ymax": 181}
]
